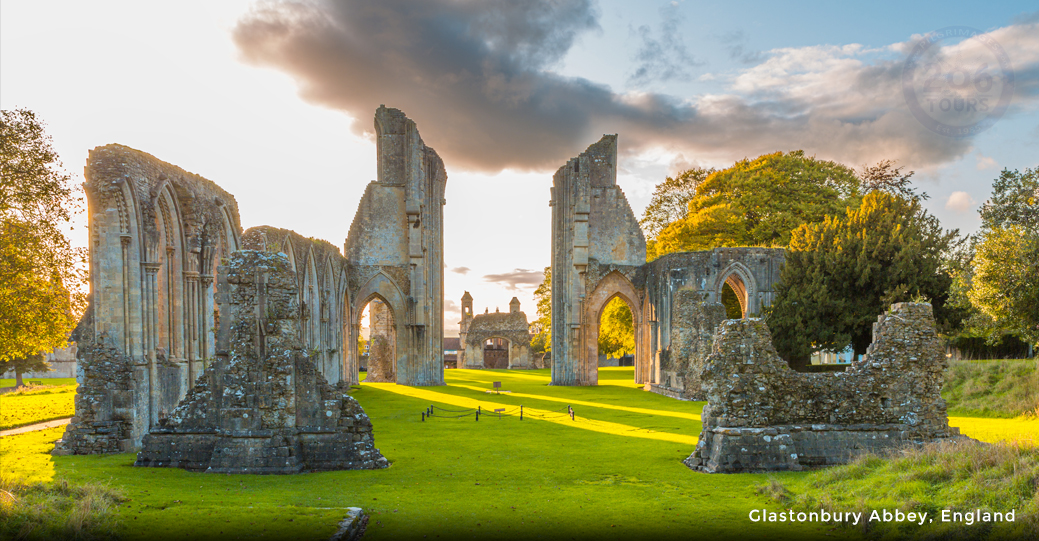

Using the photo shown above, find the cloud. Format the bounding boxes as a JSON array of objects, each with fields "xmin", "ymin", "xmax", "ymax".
[
  {"xmin": 628, "ymin": 3, "xmax": 704, "ymax": 86},
  {"xmin": 975, "ymin": 152, "xmax": 998, "ymax": 170},
  {"xmin": 234, "ymin": 2, "xmax": 1039, "ymax": 173},
  {"xmin": 946, "ymin": 191, "xmax": 976, "ymax": 211},
  {"xmin": 450, "ymin": 266, "xmax": 471, "ymax": 275},
  {"xmin": 482, "ymin": 268, "xmax": 544, "ymax": 290},
  {"xmin": 720, "ymin": 30, "xmax": 765, "ymax": 65}
]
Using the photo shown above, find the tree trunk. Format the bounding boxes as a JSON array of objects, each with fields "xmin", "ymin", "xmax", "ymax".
[{"xmin": 15, "ymin": 368, "xmax": 24, "ymax": 388}]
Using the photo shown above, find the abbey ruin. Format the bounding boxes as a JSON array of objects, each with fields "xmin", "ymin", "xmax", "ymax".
[
  {"xmin": 53, "ymin": 105, "xmax": 956, "ymax": 474},
  {"xmin": 56, "ymin": 106, "xmax": 446, "ymax": 461},
  {"xmin": 548, "ymin": 136, "xmax": 785, "ymax": 395}
]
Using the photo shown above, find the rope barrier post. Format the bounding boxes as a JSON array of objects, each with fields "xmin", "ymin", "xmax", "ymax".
[
  {"xmin": 421, "ymin": 412, "xmax": 425, "ymax": 422},
  {"xmin": 520, "ymin": 405, "xmax": 523, "ymax": 420},
  {"xmin": 569, "ymin": 405, "xmax": 574, "ymax": 421},
  {"xmin": 475, "ymin": 409, "xmax": 480, "ymax": 421}
]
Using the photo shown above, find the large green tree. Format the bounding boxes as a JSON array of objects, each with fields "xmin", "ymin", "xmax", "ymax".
[
  {"xmin": 967, "ymin": 167, "xmax": 1039, "ymax": 348},
  {"xmin": 767, "ymin": 192, "xmax": 957, "ymax": 367},
  {"xmin": 639, "ymin": 167, "xmax": 713, "ymax": 240},
  {"xmin": 598, "ymin": 297, "xmax": 634, "ymax": 359},
  {"xmin": 651, "ymin": 151, "xmax": 861, "ymax": 258},
  {"xmin": 0, "ymin": 109, "xmax": 84, "ymax": 365}
]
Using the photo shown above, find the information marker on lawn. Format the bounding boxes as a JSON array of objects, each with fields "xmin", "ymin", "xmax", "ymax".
[
  {"xmin": 495, "ymin": 408, "xmax": 505, "ymax": 419},
  {"xmin": 493, "ymin": 381, "xmax": 501, "ymax": 393}
]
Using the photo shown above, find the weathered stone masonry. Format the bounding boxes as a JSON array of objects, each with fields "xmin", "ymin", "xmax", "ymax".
[
  {"xmin": 685, "ymin": 303, "xmax": 959, "ymax": 473},
  {"xmin": 134, "ymin": 251, "xmax": 387, "ymax": 473},
  {"xmin": 548, "ymin": 135, "xmax": 785, "ymax": 392},
  {"xmin": 344, "ymin": 106, "xmax": 447, "ymax": 387},
  {"xmin": 57, "ymin": 106, "xmax": 447, "ymax": 456},
  {"xmin": 55, "ymin": 145, "xmax": 243, "ymax": 455}
]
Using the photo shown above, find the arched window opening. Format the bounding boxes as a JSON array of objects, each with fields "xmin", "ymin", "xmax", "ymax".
[{"xmin": 359, "ymin": 298, "xmax": 396, "ymax": 382}]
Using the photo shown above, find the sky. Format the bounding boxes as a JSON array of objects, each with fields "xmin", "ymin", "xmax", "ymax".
[{"xmin": 2, "ymin": 0, "xmax": 1037, "ymax": 336}]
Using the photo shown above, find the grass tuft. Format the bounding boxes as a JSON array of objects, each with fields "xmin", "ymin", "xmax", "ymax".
[
  {"xmin": 0, "ymin": 472, "xmax": 125, "ymax": 540},
  {"xmin": 943, "ymin": 359, "xmax": 1039, "ymax": 418},
  {"xmin": 761, "ymin": 438, "xmax": 1039, "ymax": 540}
]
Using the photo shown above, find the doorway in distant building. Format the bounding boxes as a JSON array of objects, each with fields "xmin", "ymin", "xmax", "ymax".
[{"xmin": 483, "ymin": 337, "xmax": 509, "ymax": 369}]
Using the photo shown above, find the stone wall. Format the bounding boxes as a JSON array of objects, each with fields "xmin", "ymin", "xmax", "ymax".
[
  {"xmin": 344, "ymin": 106, "xmax": 446, "ymax": 386},
  {"xmin": 634, "ymin": 248, "xmax": 784, "ymax": 395},
  {"xmin": 685, "ymin": 303, "xmax": 959, "ymax": 473},
  {"xmin": 55, "ymin": 144, "xmax": 243, "ymax": 454},
  {"xmin": 133, "ymin": 251, "xmax": 387, "ymax": 474},
  {"xmin": 550, "ymin": 135, "xmax": 646, "ymax": 385},
  {"xmin": 243, "ymin": 226, "xmax": 350, "ymax": 384}
]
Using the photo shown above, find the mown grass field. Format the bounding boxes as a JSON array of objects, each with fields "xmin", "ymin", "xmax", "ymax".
[
  {"xmin": 2, "ymin": 367, "xmax": 1035, "ymax": 540},
  {"xmin": 0, "ymin": 384, "xmax": 77, "ymax": 430}
]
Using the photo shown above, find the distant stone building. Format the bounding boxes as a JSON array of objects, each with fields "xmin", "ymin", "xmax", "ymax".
[{"xmin": 458, "ymin": 293, "xmax": 533, "ymax": 369}]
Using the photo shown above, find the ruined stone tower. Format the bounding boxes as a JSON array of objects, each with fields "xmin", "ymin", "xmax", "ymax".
[{"xmin": 550, "ymin": 135, "xmax": 646, "ymax": 386}]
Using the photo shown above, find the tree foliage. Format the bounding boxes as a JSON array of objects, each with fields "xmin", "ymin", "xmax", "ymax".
[
  {"xmin": 638, "ymin": 167, "xmax": 713, "ymax": 239},
  {"xmin": 859, "ymin": 159, "xmax": 928, "ymax": 201},
  {"xmin": 651, "ymin": 151, "xmax": 861, "ymax": 258},
  {"xmin": 0, "ymin": 109, "xmax": 84, "ymax": 362},
  {"xmin": 598, "ymin": 297, "xmax": 634, "ymax": 358},
  {"xmin": 529, "ymin": 267, "xmax": 551, "ymax": 357},
  {"xmin": 0, "ymin": 352, "xmax": 50, "ymax": 388},
  {"xmin": 767, "ymin": 192, "xmax": 958, "ymax": 364},
  {"xmin": 968, "ymin": 226, "xmax": 1039, "ymax": 345}
]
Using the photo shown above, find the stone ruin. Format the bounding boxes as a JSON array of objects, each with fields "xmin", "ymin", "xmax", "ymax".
[
  {"xmin": 685, "ymin": 303, "xmax": 960, "ymax": 473},
  {"xmin": 134, "ymin": 251, "xmax": 387, "ymax": 473},
  {"xmin": 56, "ymin": 106, "xmax": 446, "ymax": 459},
  {"xmin": 548, "ymin": 135, "xmax": 786, "ymax": 391},
  {"xmin": 458, "ymin": 293, "xmax": 534, "ymax": 369}
]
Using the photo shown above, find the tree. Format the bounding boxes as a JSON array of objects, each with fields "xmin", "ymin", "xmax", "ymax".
[
  {"xmin": 598, "ymin": 297, "xmax": 634, "ymax": 359},
  {"xmin": 969, "ymin": 226, "xmax": 1039, "ymax": 344},
  {"xmin": 0, "ymin": 109, "xmax": 84, "ymax": 364},
  {"xmin": 0, "ymin": 352, "xmax": 50, "ymax": 388},
  {"xmin": 529, "ymin": 267, "xmax": 551, "ymax": 360},
  {"xmin": 767, "ymin": 192, "xmax": 958, "ymax": 367},
  {"xmin": 652, "ymin": 151, "xmax": 861, "ymax": 258},
  {"xmin": 979, "ymin": 167, "xmax": 1038, "ymax": 230},
  {"xmin": 639, "ymin": 167, "xmax": 713, "ymax": 240},
  {"xmin": 859, "ymin": 159, "xmax": 928, "ymax": 201},
  {"xmin": 965, "ymin": 167, "xmax": 1039, "ymax": 351}
]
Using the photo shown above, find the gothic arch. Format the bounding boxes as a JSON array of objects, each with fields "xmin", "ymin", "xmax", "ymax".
[
  {"xmin": 577, "ymin": 271, "xmax": 642, "ymax": 386},
  {"xmin": 715, "ymin": 261, "xmax": 757, "ymax": 318},
  {"xmin": 352, "ymin": 272, "xmax": 407, "ymax": 384}
]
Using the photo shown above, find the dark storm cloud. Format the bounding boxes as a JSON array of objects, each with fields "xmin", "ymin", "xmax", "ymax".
[
  {"xmin": 234, "ymin": 1, "xmax": 1039, "ymax": 172},
  {"xmin": 483, "ymin": 268, "xmax": 543, "ymax": 291}
]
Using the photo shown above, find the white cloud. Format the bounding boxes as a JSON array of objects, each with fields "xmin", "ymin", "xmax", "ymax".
[
  {"xmin": 946, "ymin": 191, "xmax": 976, "ymax": 211},
  {"xmin": 975, "ymin": 153, "xmax": 998, "ymax": 170}
]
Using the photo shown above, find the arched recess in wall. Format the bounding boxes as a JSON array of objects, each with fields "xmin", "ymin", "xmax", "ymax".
[
  {"xmin": 155, "ymin": 186, "xmax": 185, "ymax": 361},
  {"xmin": 337, "ymin": 267, "xmax": 353, "ymax": 383},
  {"xmin": 582, "ymin": 271, "xmax": 642, "ymax": 385},
  {"xmin": 302, "ymin": 248, "xmax": 321, "ymax": 358},
  {"xmin": 353, "ymin": 272, "xmax": 407, "ymax": 383},
  {"xmin": 114, "ymin": 181, "xmax": 141, "ymax": 359},
  {"xmin": 716, "ymin": 261, "xmax": 756, "ymax": 318}
]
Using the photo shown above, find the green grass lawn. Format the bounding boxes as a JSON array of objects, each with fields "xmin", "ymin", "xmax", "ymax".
[
  {"xmin": 4, "ymin": 368, "xmax": 844, "ymax": 540},
  {"xmin": 0, "ymin": 384, "xmax": 77, "ymax": 430},
  {"xmin": 943, "ymin": 359, "xmax": 1039, "ymax": 418},
  {"xmin": 1, "ymin": 377, "xmax": 77, "ymax": 388},
  {"xmin": 2, "ymin": 367, "xmax": 1034, "ymax": 540}
]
